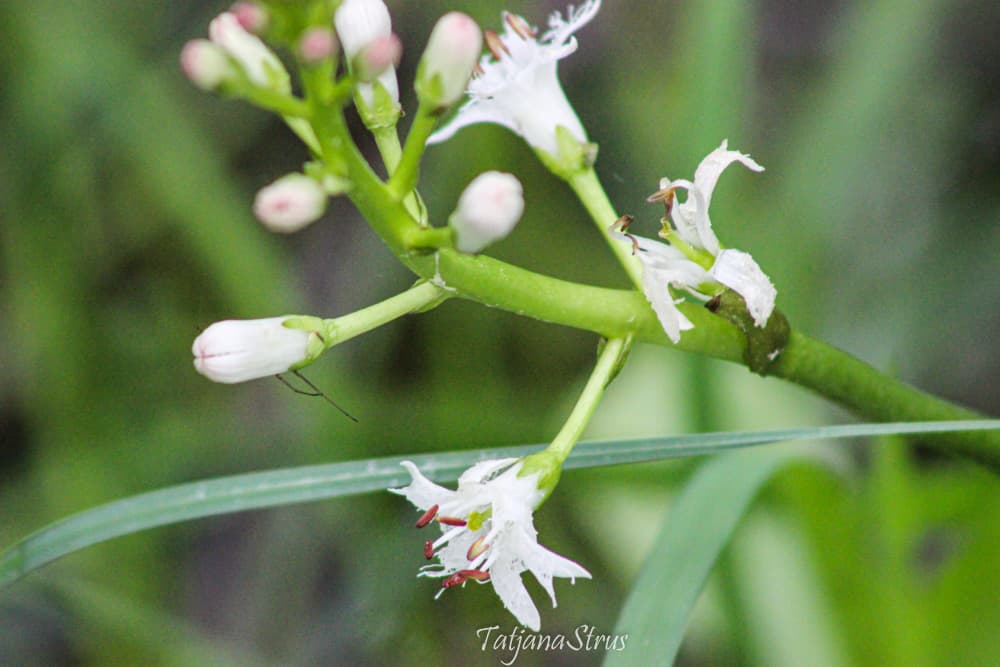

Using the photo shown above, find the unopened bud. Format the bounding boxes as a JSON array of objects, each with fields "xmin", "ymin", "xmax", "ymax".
[
  {"xmin": 209, "ymin": 11, "xmax": 288, "ymax": 91},
  {"xmin": 334, "ymin": 0, "xmax": 399, "ymax": 105},
  {"xmin": 192, "ymin": 317, "xmax": 314, "ymax": 383},
  {"xmin": 253, "ymin": 174, "xmax": 327, "ymax": 233},
  {"xmin": 298, "ymin": 27, "xmax": 339, "ymax": 64},
  {"xmin": 230, "ymin": 2, "xmax": 268, "ymax": 34},
  {"xmin": 180, "ymin": 39, "xmax": 233, "ymax": 91},
  {"xmin": 417, "ymin": 12, "xmax": 482, "ymax": 107},
  {"xmin": 353, "ymin": 33, "xmax": 402, "ymax": 82},
  {"xmin": 450, "ymin": 172, "xmax": 524, "ymax": 254}
]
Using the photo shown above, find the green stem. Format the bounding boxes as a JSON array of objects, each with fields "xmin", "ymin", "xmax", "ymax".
[
  {"xmin": 371, "ymin": 126, "xmax": 426, "ymax": 224},
  {"xmin": 322, "ymin": 281, "xmax": 447, "ymax": 347},
  {"xmin": 770, "ymin": 331, "xmax": 1000, "ymax": 466},
  {"xmin": 387, "ymin": 104, "xmax": 437, "ymax": 200},
  {"xmin": 547, "ymin": 336, "xmax": 631, "ymax": 464},
  {"xmin": 567, "ymin": 168, "xmax": 644, "ymax": 289}
]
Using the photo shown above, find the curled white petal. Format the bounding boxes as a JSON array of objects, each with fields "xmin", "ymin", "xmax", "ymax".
[
  {"xmin": 693, "ymin": 139, "xmax": 765, "ymax": 212},
  {"xmin": 427, "ymin": 1, "xmax": 600, "ymax": 156},
  {"xmin": 710, "ymin": 249, "xmax": 777, "ymax": 327}
]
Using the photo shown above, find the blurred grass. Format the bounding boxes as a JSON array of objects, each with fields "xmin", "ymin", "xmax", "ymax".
[{"xmin": 0, "ymin": 0, "xmax": 998, "ymax": 665}]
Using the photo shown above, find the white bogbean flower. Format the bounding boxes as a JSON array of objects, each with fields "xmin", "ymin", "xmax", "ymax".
[
  {"xmin": 427, "ymin": 1, "xmax": 601, "ymax": 158},
  {"xmin": 392, "ymin": 458, "xmax": 590, "ymax": 632}
]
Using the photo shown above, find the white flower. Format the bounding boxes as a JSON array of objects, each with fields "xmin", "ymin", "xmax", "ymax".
[
  {"xmin": 253, "ymin": 174, "xmax": 327, "ymax": 233},
  {"xmin": 334, "ymin": 0, "xmax": 399, "ymax": 106},
  {"xmin": 417, "ymin": 12, "xmax": 484, "ymax": 107},
  {"xmin": 392, "ymin": 459, "xmax": 590, "ymax": 631},
  {"xmin": 618, "ymin": 141, "xmax": 776, "ymax": 340},
  {"xmin": 208, "ymin": 11, "xmax": 288, "ymax": 91},
  {"xmin": 450, "ymin": 172, "xmax": 524, "ymax": 253},
  {"xmin": 192, "ymin": 317, "xmax": 312, "ymax": 383},
  {"xmin": 426, "ymin": 0, "xmax": 601, "ymax": 157}
]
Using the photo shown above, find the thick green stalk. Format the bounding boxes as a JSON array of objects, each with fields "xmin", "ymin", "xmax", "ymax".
[{"xmin": 770, "ymin": 332, "xmax": 1000, "ymax": 466}]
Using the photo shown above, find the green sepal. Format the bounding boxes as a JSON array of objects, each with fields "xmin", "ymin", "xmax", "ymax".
[
  {"xmin": 304, "ymin": 161, "xmax": 351, "ymax": 195},
  {"xmin": 281, "ymin": 315, "xmax": 329, "ymax": 365},
  {"xmin": 519, "ymin": 450, "xmax": 564, "ymax": 505},
  {"xmin": 414, "ymin": 65, "xmax": 449, "ymax": 111},
  {"xmin": 706, "ymin": 290, "xmax": 790, "ymax": 376},
  {"xmin": 534, "ymin": 125, "xmax": 599, "ymax": 180},
  {"xmin": 356, "ymin": 79, "xmax": 402, "ymax": 130}
]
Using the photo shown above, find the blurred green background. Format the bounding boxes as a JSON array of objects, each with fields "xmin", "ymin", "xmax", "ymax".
[{"xmin": 1, "ymin": 0, "xmax": 998, "ymax": 665}]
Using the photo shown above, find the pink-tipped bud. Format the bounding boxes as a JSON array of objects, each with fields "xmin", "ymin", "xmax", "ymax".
[
  {"xmin": 418, "ymin": 12, "xmax": 483, "ymax": 106},
  {"xmin": 253, "ymin": 174, "xmax": 327, "ymax": 233},
  {"xmin": 353, "ymin": 33, "xmax": 402, "ymax": 83},
  {"xmin": 209, "ymin": 11, "xmax": 288, "ymax": 91},
  {"xmin": 449, "ymin": 172, "xmax": 524, "ymax": 254},
  {"xmin": 180, "ymin": 39, "xmax": 233, "ymax": 91},
  {"xmin": 193, "ymin": 317, "xmax": 312, "ymax": 384},
  {"xmin": 298, "ymin": 27, "xmax": 339, "ymax": 64},
  {"xmin": 230, "ymin": 2, "xmax": 268, "ymax": 34}
]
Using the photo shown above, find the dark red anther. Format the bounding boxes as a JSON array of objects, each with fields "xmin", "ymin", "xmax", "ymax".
[
  {"xmin": 442, "ymin": 572, "xmax": 468, "ymax": 589},
  {"xmin": 466, "ymin": 535, "xmax": 489, "ymax": 561},
  {"xmin": 504, "ymin": 13, "xmax": 536, "ymax": 39},
  {"xmin": 424, "ymin": 539, "xmax": 435, "ymax": 560},
  {"xmin": 485, "ymin": 30, "xmax": 510, "ymax": 58},
  {"xmin": 437, "ymin": 516, "xmax": 468, "ymax": 527},
  {"xmin": 415, "ymin": 504, "xmax": 439, "ymax": 529},
  {"xmin": 459, "ymin": 569, "xmax": 490, "ymax": 582}
]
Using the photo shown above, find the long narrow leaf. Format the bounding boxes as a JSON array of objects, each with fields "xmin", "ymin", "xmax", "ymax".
[
  {"xmin": 604, "ymin": 447, "xmax": 803, "ymax": 666},
  {"xmin": 1, "ymin": 420, "xmax": 997, "ymax": 588}
]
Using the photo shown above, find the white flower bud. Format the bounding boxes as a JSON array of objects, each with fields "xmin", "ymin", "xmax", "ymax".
[
  {"xmin": 298, "ymin": 27, "xmax": 339, "ymax": 64},
  {"xmin": 180, "ymin": 39, "xmax": 233, "ymax": 91},
  {"xmin": 193, "ymin": 317, "xmax": 312, "ymax": 383},
  {"xmin": 253, "ymin": 174, "xmax": 328, "ymax": 233},
  {"xmin": 230, "ymin": 2, "xmax": 268, "ymax": 34},
  {"xmin": 353, "ymin": 33, "xmax": 402, "ymax": 82},
  {"xmin": 450, "ymin": 172, "xmax": 524, "ymax": 254},
  {"xmin": 334, "ymin": 0, "xmax": 399, "ymax": 104},
  {"xmin": 417, "ymin": 12, "xmax": 483, "ymax": 107},
  {"xmin": 209, "ymin": 11, "xmax": 288, "ymax": 90}
]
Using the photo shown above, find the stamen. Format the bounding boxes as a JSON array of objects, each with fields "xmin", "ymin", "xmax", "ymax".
[
  {"xmin": 466, "ymin": 535, "xmax": 489, "ymax": 561},
  {"xmin": 415, "ymin": 504, "xmax": 439, "ymax": 528},
  {"xmin": 437, "ymin": 515, "xmax": 468, "ymax": 527},
  {"xmin": 484, "ymin": 30, "xmax": 510, "ymax": 59},
  {"xmin": 473, "ymin": 62, "xmax": 485, "ymax": 77},
  {"xmin": 609, "ymin": 215, "xmax": 640, "ymax": 255},
  {"xmin": 424, "ymin": 539, "xmax": 435, "ymax": 560},
  {"xmin": 441, "ymin": 572, "xmax": 468, "ymax": 589},
  {"xmin": 505, "ymin": 13, "xmax": 537, "ymax": 39},
  {"xmin": 459, "ymin": 569, "xmax": 490, "ymax": 582}
]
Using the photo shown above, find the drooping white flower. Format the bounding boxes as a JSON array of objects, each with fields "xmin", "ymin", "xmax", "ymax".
[
  {"xmin": 253, "ymin": 174, "xmax": 328, "ymax": 233},
  {"xmin": 616, "ymin": 141, "xmax": 776, "ymax": 340},
  {"xmin": 208, "ymin": 11, "xmax": 288, "ymax": 91},
  {"xmin": 192, "ymin": 317, "xmax": 314, "ymax": 383},
  {"xmin": 417, "ymin": 12, "xmax": 484, "ymax": 107},
  {"xmin": 450, "ymin": 172, "xmax": 524, "ymax": 253},
  {"xmin": 334, "ymin": 0, "xmax": 399, "ymax": 106},
  {"xmin": 392, "ymin": 458, "xmax": 590, "ymax": 632},
  {"xmin": 426, "ymin": 0, "xmax": 601, "ymax": 157}
]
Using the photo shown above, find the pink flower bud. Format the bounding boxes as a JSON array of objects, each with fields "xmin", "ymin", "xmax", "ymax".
[
  {"xmin": 180, "ymin": 39, "xmax": 233, "ymax": 91},
  {"xmin": 252, "ymin": 174, "xmax": 327, "ymax": 233},
  {"xmin": 298, "ymin": 27, "xmax": 339, "ymax": 64},
  {"xmin": 353, "ymin": 33, "xmax": 402, "ymax": 82},
  {"xmin": 209, "ymin": 11, "xmax": 287, "ymax": 90},
  {"xmin": 418, "ymin": 12, "xmax": 483, "ymax": 106},
  {"xmin": 450, "ymin": 172, "xmax": 524, "ymax": 253},
  {"xmin": 193, "ymin": 317, "xmax": 312, "ymax": 383},
  {"xmin": 230, "ymin": 2, "xmax": 268, "ymax": 34}
]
